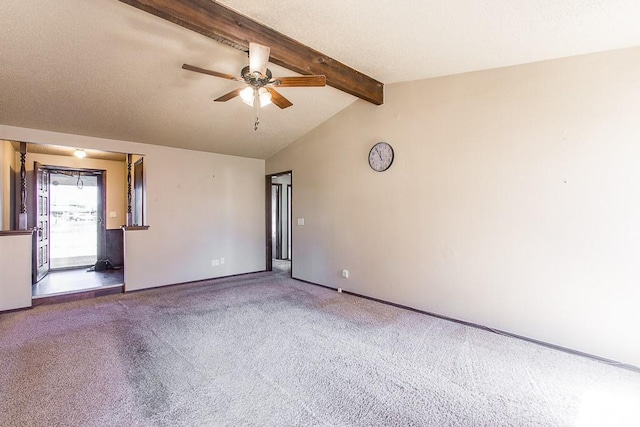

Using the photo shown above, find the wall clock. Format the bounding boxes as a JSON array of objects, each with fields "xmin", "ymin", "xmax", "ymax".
[{"xmin": 368, "ymin": 142, "xmax": 394, "ymax": 172}]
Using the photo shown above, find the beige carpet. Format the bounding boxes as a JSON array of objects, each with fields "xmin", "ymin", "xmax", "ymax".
[{"xmin": 1, "ymin": 267, "xmax": 639, "ymax": 426}]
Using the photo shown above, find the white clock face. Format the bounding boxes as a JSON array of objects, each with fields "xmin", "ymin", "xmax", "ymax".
[{"xmin": 368, "ymin": 142, "xmax": 394, "ymax": 172}]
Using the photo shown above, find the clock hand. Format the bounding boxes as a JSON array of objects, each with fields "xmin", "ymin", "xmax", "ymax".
[{"xmin": 377, "ymin": 147, "xmax": 383, "ymax": 161}]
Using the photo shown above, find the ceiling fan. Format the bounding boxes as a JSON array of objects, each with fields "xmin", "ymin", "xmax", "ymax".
[{"xmin": 182, "ymin": 42, "xmax": 326, "ymax": 130}]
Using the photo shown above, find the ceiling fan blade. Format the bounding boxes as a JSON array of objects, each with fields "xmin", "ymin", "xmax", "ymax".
[
  {"xmin": 272, "ymin": 75, "xmax": 326, "ymax": 87},
  {"xmin": 266, "ymin": 88, "xmax": 293, "ymax": 109},
  {"xmin": 214, "ymin": 88, "xmax": 244, "ymax": 102},
  {"xmin": 182, "ymin": 64, "xmax": 241, "ymax": 81},
  {"xmin": 249, "ymin": 42, "xmax": 270, "ymax": 77}
]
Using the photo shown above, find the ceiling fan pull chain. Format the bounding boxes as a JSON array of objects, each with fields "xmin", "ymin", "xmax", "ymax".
[{"xmin": 253, "ymin": 88, "xmax": 260, "ymax": 131}]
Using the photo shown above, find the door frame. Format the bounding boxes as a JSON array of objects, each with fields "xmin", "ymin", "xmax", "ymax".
[
  {"xmin": 133, "ymin": 158, "xmax": 144, "ymax": 226},
  {"xmin": 265, "ymin": 171, "xmax": 292, "ymax": 273},
  {"xmin": 32, "ymin": 165, "xmax": 107, "ymax": 280},
  {"xmin": 287, "ymin": 184, "xmax": 292, "ymax": 260},
  {"xmin": 271, "ymin": 183, "xmax": 283, "ymax": 260}
]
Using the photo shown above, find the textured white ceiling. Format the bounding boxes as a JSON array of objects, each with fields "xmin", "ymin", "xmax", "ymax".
[
  {"xmin": 1, "ymin": 0, "xmax": 639, "ymax": 159},
  {"xmin": 220, "ymin": 0, "xmax": 640, "ymax": 83}
]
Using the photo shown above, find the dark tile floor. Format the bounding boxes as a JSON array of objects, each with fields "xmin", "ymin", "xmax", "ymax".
[{"xmin": 32, "ymin": 267, "xmax": 124, "ymax": 298}]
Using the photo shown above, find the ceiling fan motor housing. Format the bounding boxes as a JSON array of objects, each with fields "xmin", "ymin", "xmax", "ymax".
[{"xmin": 241, "ymin": 66, "xmax": 276, "ymax": 88}]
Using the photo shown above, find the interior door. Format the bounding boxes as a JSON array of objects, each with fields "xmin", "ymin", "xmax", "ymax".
[{"xmin": 33, "ymin": 162, "xmax": 50, "ymax": 282}]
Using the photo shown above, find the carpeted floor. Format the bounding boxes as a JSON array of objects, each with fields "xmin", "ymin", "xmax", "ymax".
[{"xmin": 1, "ymin": 265, "xmax": 639, "ymax": 426}]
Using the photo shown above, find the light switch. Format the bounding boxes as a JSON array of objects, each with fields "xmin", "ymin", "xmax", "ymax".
[
  {"xmin": 297, "ymin": 218, "xmax": 305, "ymax": 226},
  {"xmin": 109, "ymin": 211, "xmax": 117, "ymax": 218}
]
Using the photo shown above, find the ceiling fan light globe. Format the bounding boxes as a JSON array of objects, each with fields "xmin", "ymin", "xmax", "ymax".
[
  {"xmin": 240, "ymin": 87, "xmax": 255, "ymax": 106},
  {"xmin": 258, "ymin": 87, "xmax": 272, "ymax": 107}
]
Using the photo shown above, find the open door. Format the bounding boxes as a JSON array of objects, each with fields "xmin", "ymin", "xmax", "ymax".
[{"xmin": 33, "ymin": 162, "xmax": 50, "ymax": 282}]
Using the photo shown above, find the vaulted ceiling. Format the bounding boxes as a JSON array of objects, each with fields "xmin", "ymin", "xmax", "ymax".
[{"xmin": 1, "ymin": 0, "xmax": 639, "ymax": 159}]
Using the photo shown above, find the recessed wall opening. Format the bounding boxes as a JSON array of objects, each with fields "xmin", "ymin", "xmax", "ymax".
[{"xmin": 0, "ymin": 141, "xmax": 146, "ymax": 302}]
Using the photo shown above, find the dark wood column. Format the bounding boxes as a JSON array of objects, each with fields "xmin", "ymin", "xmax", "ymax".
[
  {"xmin": 18, "ymin": 142, "xmax": 28, "ymax": 230},
  {"xmin": 126, "ymin": 154, "xmax": 133, "ymax": 226}
]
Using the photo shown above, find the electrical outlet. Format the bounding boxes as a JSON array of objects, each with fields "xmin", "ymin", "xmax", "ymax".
[
  {"xmin": 337, "ymin": 287, "xmax": 343, "ymax": 293},
  {"xmin": 211, "ymin": 259, "xmax": 220, "ymax": 266},
  {"xmin": 220, "ymin": 257, "xmax": 225, "ymax": 264},
  {"xmin": 341, "ymin": 269, "xmax": 349, "ymax": 279}
]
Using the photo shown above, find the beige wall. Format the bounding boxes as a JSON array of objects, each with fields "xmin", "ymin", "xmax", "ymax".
[
  {"xmin": 23, "ymin": 152, "xmax": 126, "ymax": 230},
  {"xmin": 0, "ymin": 125, "xmax": 266, "ymax": 294},
  {"xmin": 123, "ymin": 146, "xmax": 265, "ymax": 291},
  {"xmin": 267, "ymin": 46, "xmax": 640, "ymax": 367}
]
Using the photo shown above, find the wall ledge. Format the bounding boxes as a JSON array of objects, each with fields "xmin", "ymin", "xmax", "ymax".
[
  {"xmin": 122, "ymin": 225, "xmax": 150, "ymax": 231},
  {"xmin": 0, "ymin": 229, "xmax": 35, "ymax": 236}
]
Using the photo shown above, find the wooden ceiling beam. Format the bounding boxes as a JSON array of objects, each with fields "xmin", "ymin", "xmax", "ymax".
[{"xmin": 118, "ymin": 0, "xmax": 384, "ymax": 105}]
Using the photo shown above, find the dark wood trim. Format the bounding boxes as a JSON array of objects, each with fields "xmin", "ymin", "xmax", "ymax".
[
  {"xmin": 265, "ymin": 171, "xmax": 293, "ymax": 272},
  {"xmin": 117, "ymin": 0, "xmax": 384, "ymax": 105},
  {"xmin": 265, "ymin": 176, "xmax": 272, "ymax": 271},
  {"xmin": 97, "ymin": 170, "xmax": 107, "ymax": 260},
  {"xmin": 126, "ymin": 154, "xmax": 133, "ymax": 226},
  {"xmin": 32, "ymin": 285, "xmax": 124, "ymax": 307},
  {"xmin": 286, "ymin": 183, "xmax": 292, "ymax": 261},
  {"xmin": 19, "ymin": 142, "xmax": 27, "ymax": 230},
  {"xmin": 42, "ymin": 165, "xmax": 105, "ymax": 174},
  {"xmin": 291, "ymin": 276, "xmax": 337, "ymax": 292},
  {"xmin": 0, "ymin": 306, "xmax": 33, "ymax": 314},
  {"xmin": 0, "ymin": 229, "xmax": 34, "ymax": 236},
  {"xmin": 122, "ymin": 225, "xmax": 150, "ymax": 231},
  {"xmin": 133, "ymin": 158, "xmax": 144, "ymax": 226},
  {"xmin": 271, "ymin": 183, "xmax": 283, "ymax": 259},
  {"xmin": 291, "ymin": 276, "xmax": 640, "ymax": 373}
]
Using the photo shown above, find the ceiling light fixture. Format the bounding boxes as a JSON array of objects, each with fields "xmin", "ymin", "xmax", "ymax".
[
  {"xmin": 73, "ymin": 149, "xmax": 87, "ymax": 159},
  {"xmin": 240, "ymin": 86, "xmax": 272, "ymax": 130}
]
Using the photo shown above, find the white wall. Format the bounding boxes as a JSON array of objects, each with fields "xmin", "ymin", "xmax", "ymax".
[
  {"xmin": 0, "ymin": 125, "xmax": 266, "ymax": 294},
  {"xmin": 267, "ymin": 46, "xmax": 640, "ymax": 367},
  {"xmin": 0, "ymin": 233, "xmax": 32, "ymax": 311}
]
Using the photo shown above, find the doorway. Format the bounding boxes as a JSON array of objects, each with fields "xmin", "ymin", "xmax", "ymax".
[
  {"xmin": 49, "ymin": 171, "xmax": 100, "ymax": 269},
  {"xmin": 266, "ymin": 172, "xmax": 292, "ymax": 274}
]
